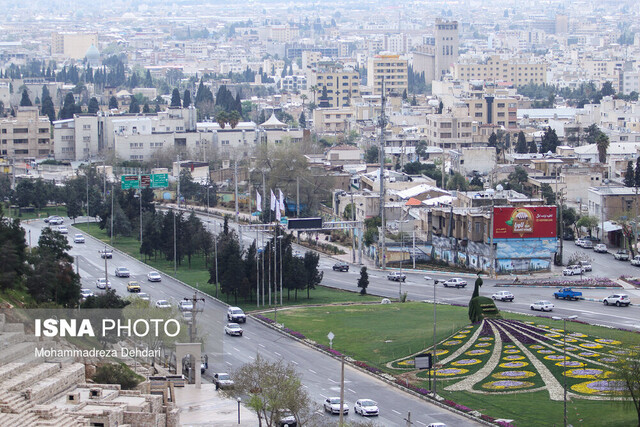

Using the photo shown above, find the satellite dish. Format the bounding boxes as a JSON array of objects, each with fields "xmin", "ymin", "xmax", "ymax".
[
  {"xmin": 604, "ymin": 179, "xmax": 609, "ymax": 184},
  {"xmin": 496, "ymin": 184, "xmax": 504, "ymax": 191}
]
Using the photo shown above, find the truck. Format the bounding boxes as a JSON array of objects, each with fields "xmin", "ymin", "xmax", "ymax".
[{"xmin": 553, "ymin": 288, "xmax": 583, "ymax": 301}]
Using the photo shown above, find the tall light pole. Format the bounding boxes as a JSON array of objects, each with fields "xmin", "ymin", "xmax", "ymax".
[{"xmin": 552, "ymin": 314, "xmax": 578, "ymax": 427}]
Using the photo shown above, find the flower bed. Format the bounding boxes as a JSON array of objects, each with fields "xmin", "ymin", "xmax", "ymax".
[{"xmin": 497, "ymin": 277, "xmax": 620, "ymax": 288}]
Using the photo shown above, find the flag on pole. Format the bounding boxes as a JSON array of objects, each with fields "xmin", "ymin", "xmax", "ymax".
[
  {"xmin": 256, "ymin": 190, "xmax": 262, "ymax": 212},
  {"xmin": 275, "ymin": 200, "xmax": 282, "ymax": 221},
  {"xmin": 270, "ymin": 189, "xmax": 276, "ymax": 211},
  {"xmin": 279, "ymin": 189, "xmax": 285, "ymax": 214}
]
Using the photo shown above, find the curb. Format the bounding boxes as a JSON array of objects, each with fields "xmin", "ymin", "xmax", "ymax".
[{"xmin": 249, "ymin": 313, "xmax": 494, "ymax": 426}]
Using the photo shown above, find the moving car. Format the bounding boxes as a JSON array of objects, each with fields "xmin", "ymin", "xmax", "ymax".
[
  {"xmin": 115, "ymin": 267, "xmax": 130, "ymax": 277},
  {"xmin": 73, "ymin": 233, "xmax": 85, "ymax": 243},
  {"xmin": 136, "ymin": 292, "xmax": 150, "ymax": 301},
  {"xmin": 491, "ymin": 291, "xmax": 514, "ymax": 302},
  {"xmin": 95, "ymin": 278, "xmax": 111, "ymax": 289},
  {"xmin": 578, "ymin": 260, "xmax": 592, "ymax": 272},
  {"xmin": 574, "ymin": 238, "xmax": 586, "ymax": 247},
  {"xmin": 562, "ymin": 265, "xmax": 583, "ymax": 276},
  {"xmin": 603, "ymin": 294, "xmax": 631, "ymax": 307},
  {"xmin": 47, "ymin": 216, "xmax": 64, "ymax": 225},
  {"xmin": 126, "ymin": 281, "xmax": 141, "ymax": 293},
  {"xmin": 155, "ymin": 300, "xmax": 171, "ymax": 309},
  {"xmin": 614, "ymin": 250, "xmax": 630, "ymax": 261},
  {"xmin": 227, "ymin": 306, "xmax": 246, "ymax": 323},
  {"xmin": 443, "ymin": 278, "xmax": 467, "ymax": 288},
  {"xmin": 324, "ymin": 397, "xmax": 349, "ymax": 415},
  {"xmin": 530, "ymin": 300, "xmax": 554, "ymax": 312},
  {"xmin": 224, "ymin": 323, "xmax": 243, "ymax": 336},
  {"xmin": 276, "ymin": 409, "xmax": 297, "ymax": 427},
  {"xmin": 333, "ymin": 262, "xmax": 349, "ymax": 272},
  {"xmin": 594, "ymin": 243, "xmax": 608, "ymax": 253},
  {"xmin": 178, "ymin": 300, "xmax": 193, "ymax": 312},
  {"xmin": 99, "ymin": 249, "xmax": 113, "ymax": 259},
  {"xmin": 80, "ymin": 289, "xmax": 94, "ymax": 299},
  {"xmin": 387, "ymin": 272, "xmax": 406, "ymax": 282},
  {"xmin": 213, "ymin": 373, "xmax": 234, "ymax": 390},
  {"xmin": 147, "ymin": 271, "xmax": 162, "ymax": 282},
  {"xmin": 553, "ymin": 288, "xmax": 583, "ymax": 301},
  {"xmin": 57, "ymin": 225, "xmax": 68, "ymax": 234},
  {"xmin": 354, "ymin": 399, "xmax": 379, "ymax": 416},
  {"xmin": 631, "ymin": 255, "xmax": 640, "ymax": 266}
]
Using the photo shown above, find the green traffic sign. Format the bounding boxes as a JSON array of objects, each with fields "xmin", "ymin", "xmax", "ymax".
[
  {"xmin": 120, "ymin": 175, "xmax": 140, "ymax": 189},
  {"xmin": 151, "ymin": 173, "xmax": 169, "ymax": 188}
]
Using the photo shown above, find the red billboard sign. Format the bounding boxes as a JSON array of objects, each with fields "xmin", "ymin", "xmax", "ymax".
[{"xmin": 493, "ymin": 206, "xmax": 557, "ymax": 239}]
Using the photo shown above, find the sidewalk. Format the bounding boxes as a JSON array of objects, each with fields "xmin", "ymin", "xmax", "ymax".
[{"xmin": 174, "ymin": 383, "xmax": 258, "ymax": 426}]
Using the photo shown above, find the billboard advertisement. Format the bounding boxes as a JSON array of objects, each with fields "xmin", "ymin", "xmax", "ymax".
[{"xmin": 493, "ymin": 206, "xmax": 557, "ymax": 239}]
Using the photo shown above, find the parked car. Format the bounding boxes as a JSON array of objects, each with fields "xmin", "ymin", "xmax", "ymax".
[
  {"xmin": 126, "ymin": 281, "xmax": 141, "ymax": 292},
  {"xmin": 562, "ymin": 265, "xmax": 583, "ymax": 276},
  {"xmin": 631, "ymin": 255, "xmax": 640, "ymax": 266},
  {"xmin": 582, "ymin": 240, "xmax": 594, "ymax": 249},
  {"xmin": 147, "ymin": 271, "xmax": 162, "ymax": 282},
  {"xmin": 603, "ymin": 294, "xmax": 631, "ymax": 307},
  {"xmin": 57, "ymin": 225, "xmax": 68, "ymax": 234},
  {"xmin": 99, "ymin": 249, "xmax": 113, "ymax": 259},
  {"xmin": 584, "ymin": 236, "xmax": 601, "ymax": 243},
  {"xmin": 574, "ymin": 238, "xmax": 586, "ymax": 247},
  {"xmin": 354, "ymin": 399, "xmax": 379, "ymax": 416},
  {"xmin": 387, "ymin": 272, "xmax": 406, "ymax": 282},
  {"xmin": 333, "ymin": 262, "xmax": 349, "ymax": 272},
  {"xmin": 178, "ymin": 300, "xmax": 194, "ymax": 312},
  {"xmin": 614, "ymin": 250, "xmax": 630, "ymax": 261},
  {"xmin": 553, "ymin": 288, "xmax": 583, "ymax": 301},
  {"xmin": 73, "ymin": 233, "xmax": 85, "ymax": 243},
  {"xmin": 115, "ymin": 267, "xmax": 130, "ymax": 277},
  {"xmin": 224, "ymin": 323, "xmax": 244, "ymax": 336},
  {"xmin": 155, "ymin": 300, "xmax": 171, "ymax": 309},
  {"xmin": 95, "ymin": 278, "xmax": 111, "ymax": 289},
  {"xmin": 324, "ymin": 397, "xmax": 349, "ymax": 415},
  {"xmin": 227, "ymin": 306, "xmax": 246, "ymax": 323},
  {"xmin": 213, "ymin": 373, "xmax": 234, "ymax": 390},
  {"xmin": 491, "ymin": 291, "xmax": 514, "ymax": 302},
  {"xmin": 276, "ymin": 409, "xmax": 297, "ymax": 427},
  {"xmin": 80, "ymin": 289, "xmax": 94, "ymax": 299},
  {"xmin": 594, "ymin": 243, "xmax": 608, "ymax": 253},
  {"xmin": 530, "ymin": 300, "xmax": 554, "ymax": 311},
  {"xmin": 443, "ymin": 278, "xmax": 467, "ymax": 288},
  {"xmin": 578, "ymin": 260, "xmax": 592, "ymax": 272}
]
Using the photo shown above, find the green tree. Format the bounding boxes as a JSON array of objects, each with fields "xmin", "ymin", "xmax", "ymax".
[
  {"xmin": 87, "ymin": 97, "xmax": 99, "ymax": 114},
  {"xmin": 108, "ymin": 96, "xmax": 118, "ymax": 109},
  {"xmin": 528, "ymin": 139, "xmax": 538, "ymax": 153},
  {"xmin": 228, "ymin": 110, "xmax": 241, "ymax": 129},
  {"xmin": 142, "ymin": 103, "xmax": 150, "ymax": 113},
  {"xmin": 596, "ymin": 131, "xmax": 610, "ymax": 163},
  {"xmin": 613, "ymin": 349, "xmax": 640, "ymax": 427},
  {"xmin": 625, "ymin": 161, "xmax": 635, "ymax": 187},
  {"xmin": 59, "ymin": 92, "xmax": 77, "ymax": 120},
  {"xmin": 635, "ymin": 157, "xmax": 640, "ymax": 188},
  {"xmin": 601, "ymin": 81, "xmax": 615, "ymax": 96},
  {"xmin": 170, "ymin": 88, "xmax": 181, "ymax": 107},
  {"xmin": 129, "ymin": 96, "xmax": 140, "ymax": 113},
  {"xmin": 183, "ymin": 89, "xmax": 191, "ymax": 108},
  {"xmin": 540, "ymin": 127, "xmax": 559, "ymax": 154},
  {"xmin": 357, "ymin": 266, "xmax": 369, "ymax": 295},
  {"xmin": 415, "ymin": 140, "xmax": 428, "ymax": 159},
  {"xmin": 576, "ymin": 215, "xmax": 599, "ymax": 238},
  {"xmin": 585, "ymin": 124, "xmax": 600, "ymax": 145},
  {"xmin": 298, "ymin": 111, "xmax": 306, "ymax": 128},
  {"xmin": 447, "ymin": 172, "xmax": 469, "ymax": 191},
  {"xmin": 515, "ymin": 131, "xmax": 528, "ymax": 154},
  {"xmin": 364, "ymin": 145, "xmax": 379, "ymax": 163},
  {"xmin": 92, "ymin": 363, "xmax": 142, "ymax": 390},
  {"xmin": 302, "ymin": 251, "xmax": 323, "ymax": 299},
  {"xmin": 20, "ymin": 89, "xmax": 32, "ymax": 106},
  {"xmin": 0, "ymin": 207, "xmax": 27, "ymax": 291},
  {"xmin": 540, "ymin": 183, "xmax": 556, "ymax": 205}
]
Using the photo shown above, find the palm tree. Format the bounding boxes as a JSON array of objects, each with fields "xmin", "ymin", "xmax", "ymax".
[
  {"xmin": 596, "ymin": 132, "xmax": 609, "ymax": 163},
  {"xmin": 216, "ymin": 111, "xmax": 229, "ymax": 129},
  {"xmin": 309, "ymin": 85, "xmax": 319, "ymax": 104},
  {"xmin": 228, "ymin": 110, "xmax": 241, "ymax": 129}
]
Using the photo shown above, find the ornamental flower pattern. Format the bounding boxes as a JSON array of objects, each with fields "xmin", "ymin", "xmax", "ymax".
[
  {"xmin": 563, "ymin": 369, "xmax": 612, "ymax": 379},
  {"xmin": 596, "ymin": 339, "xmax": 621, "ymax": 345},
  {"xmin": 482, "ymin": 380, "xmax": 535, "ymax": 390},
  {"xmin": 571, "ymin": 379, "xmax": 626, "ymax": 395},
  {"xmin": 499, "ymin": 361, "xmax": 529, "ymax": 368},
  {"xmin": 492, "ymin": 371, "xmax": 536, "ymax": 380},
  {"xmin": 436, "ymin": 368, "xmax": 469, "ymax": 376},
  {"xmin": 452, "ymin": 358, "xmax": 482, "ymax": 366}
]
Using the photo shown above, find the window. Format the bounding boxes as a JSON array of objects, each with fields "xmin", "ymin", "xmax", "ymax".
[
  {"xmin": 475, "ymin": 103, "xmax": 482, "ymax": 108},
  {"xmin": 221, "ymin": 140, "xmax": 230, "ymax": 145},
  {"xmin": 38, "ymin": 138, "xmax": 49, "ymax": 144},
  {"xmin": 1, "ymin": 129, "xmax": 6, "ymax": 134},
  {"xmin": 13, "ymin": 128, "xmax": 28, "ymax": 134},
  {"xmin": 475, "ymin": 112, "xmax": 483, "ymax": 117},
  {"xmin": 83, "ymin": 125, "xmax": 91, "ymax": 130},
  {"xmin": 39, "ymin": 128, "xmax": 49, "ymax": 133},
  {"xmin": 497, "ymin": 103, "xmax": 505, "ymax": 108},
  {"xmin": 14, "ymin": 139, "xmax": 28, "ymax": 144},
  {"xmin": 15, "ymin": 149, "xmax": 29, "ymax": 154},
  {"xmin": 83, "ymin": 136, "xmax": 90, "ymax": 142}
]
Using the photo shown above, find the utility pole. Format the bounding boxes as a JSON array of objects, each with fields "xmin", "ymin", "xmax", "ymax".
[
  {"xmin": 351, "ymin": 191, "xmax": 356, "ymax": 263},
  {"xmin": 177, "ymin": 154, "xmax": 181, "ymax": 209},
  {"xmin": 235, "ymin": 158, "xmax": 242, "ymax": 249},
  {"xmin": 555, "ymin": 164, "xmax": 564, "ymax": 265},
  {"xmin": 256, "ymin": 228, "xmax": 259, "ymax": 307},
  {"xmin": 378, "ymin": 76, "xmax": 386, "ymax": 270},
  {"xmin": 339, "ymin": 355, "xmax": 345, "ymax": 426},
  {"xmin": 296, "ymin": 176, "xmax": 300, "ymax": 217},
  {"xmin": 175, "ymin": 154, "xmax": 180, "ymax": 274},
  {"xmin": 110, "ymin": 183, "xmax": 114, "ymax": 246},
  {"xmin": 185, "ymin": 292, "xmax": 205, "ymax": 342},
  {"xmin": 104, "ymin": 245, "xmax": 109, "ymax": 290}
]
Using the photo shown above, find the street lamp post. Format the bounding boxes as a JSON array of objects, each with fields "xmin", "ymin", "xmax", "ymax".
[
  {"xmin": 552, "ymin": 314, "xmax": 578, "ymax": 427},
  {"xmin": 237, "ymin": 397, "xmax": 241, "ymax": 424}
]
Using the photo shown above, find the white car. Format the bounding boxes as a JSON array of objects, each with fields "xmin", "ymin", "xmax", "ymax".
[
  {"xmin": 147, "ymin": 271, "xmax": 162, "ymax": 282},
  {"xmin": 594, "ymin": 243, "xmax": 608, "ymax": 253},
  {"xmin": 115, "ymin": 267, "xmax": 130, "ymax": 277},
  {"xmin": 574, "ymin": 238, "xmax": 586, "ymax": 247},
  {"xmin": 354, "ymin": 399, "xmax": 379, "ymax": 416},
  {"xmin": 578, "ymin": 260, "xmax": 592, "ymax": 272},
  {"xmin": 155, "ymin": 300, "xmax": 171, "ymax": 309},
  {"xmin": 492, "ymin": 291, "xmax": 514, "ymax": 302},
  {"xmin": 562, "ymin": 265, "xmax": 583, "ymax": 276},
  {"xmin": 227, "ymin": 307, "xmax": 246, "ymax": 323},
  {"xmin": 136, "ymin": 292, "xmax": 150, "ymax": 301},
  {"xmin": 57, "ymin": 225, "xmax": 68, "ymax": 234},
  {"xmin": 224, "ymin": 323, "xmax": 243, "ymax": 336},
  {"xmin": 530, "ymin": 300, "xmax": 554, "ymax": 312},
  {"xmin": 178, "ymin": 300, "xmax": 194, "ymax": 312},
  {"xmin": 324, "ymin": 397, "xmax": 349, "ymax": 415},
  {"xmin": 48, "ymin": 216, "xmax": 64, "ymax": 225},
  {"xmin": 80, "ymin": 288, "xmax": 94, "ymax": 299},
  {"xmin": 442, "ymin": 278, "xmax": 467, "ymax": 288},
  {"xmin": 73, "ymin": 233, "xmax": 85, "ymax": 243},
  {"xmin": 603, "ymin": 294, "xmax": 631, "ymax": 307},
  {"xmin": 95, "ymin": 278, "xmax": 111, "ymax": 289}
]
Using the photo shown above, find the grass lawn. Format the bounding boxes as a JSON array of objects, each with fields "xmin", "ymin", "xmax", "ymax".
[
  {"xmin": 263, "ymin": 302, "xmax": 471, "ymax": 369},
  {"xmin": 2, "ymin": 203, "xmax": 67, "ymax": 220},
  {"xmin": 73, "ymin": 222, "xmax": 380, "ymax": 310}
]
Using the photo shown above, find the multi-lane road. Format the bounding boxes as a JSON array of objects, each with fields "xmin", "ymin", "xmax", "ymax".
[{"xmin": 21, "ymin": 214, "xmax": 640, "ymax": 426}]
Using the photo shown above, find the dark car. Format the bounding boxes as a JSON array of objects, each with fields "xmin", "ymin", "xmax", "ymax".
[{"xmin": 333, "ymin": 262, "xmax": 349, "ymax": 272}]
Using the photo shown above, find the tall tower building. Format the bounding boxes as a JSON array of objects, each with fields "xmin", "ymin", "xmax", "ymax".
[{"xmin": 434, "ymin": 19, "xmax": 459, "ymax": 80}]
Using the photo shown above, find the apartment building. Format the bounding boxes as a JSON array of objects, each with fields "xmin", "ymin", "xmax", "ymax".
[
  {"xmin": 313, "ymin": 107, "xmax": 355, "ymax": 133},
  {"xmin": 367, "ymin": 54, "xmax": 408, "ymax": 95},
  {"xmin": 51, "ymin": 32, "xmax": 98, "ymax": 59},
  {"xmin": 453, "ymin": 55, "xmax": 547, "ymax": 87},
  {"xmin": 420, "ymin": 113, "xmax": 475, "ymax": 150},
  {"xmin": 280, "ymin": 75, "xmax": 307, "ymax": 92},
  {"xmin": 308, "ymin": 63, "xmax": 359, "ymax": 108},
  {"xmin": 466, "ymin": 96, "xmax": 518, "ymax": 128},
  {"xmin": 0, "ymin": 108, "xmax": 52, "ymax": 160},
  {"xmin": 412, "ymin": 19, "xmax": 459, "ymax": 83}
]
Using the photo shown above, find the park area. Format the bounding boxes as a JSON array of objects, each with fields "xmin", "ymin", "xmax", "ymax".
[{"xmin": 263, "ymin": 303, "xmax": 640, "ymax": 427}]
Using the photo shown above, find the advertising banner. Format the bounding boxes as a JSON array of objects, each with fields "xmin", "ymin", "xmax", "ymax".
[{"xmin": 493, "ymin": 206, "xmax": 557, "ymax": 239}]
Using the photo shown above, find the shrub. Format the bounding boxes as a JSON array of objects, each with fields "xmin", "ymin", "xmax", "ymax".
[{"xmin": 92, "ymin": 363, "xmax": 143, "ymax": 390}]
